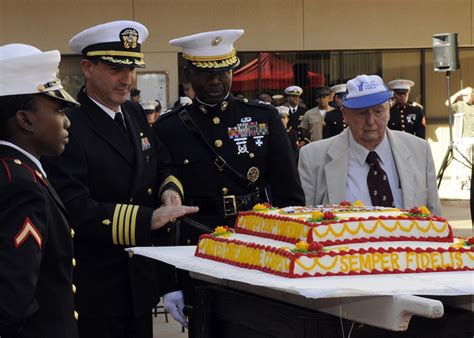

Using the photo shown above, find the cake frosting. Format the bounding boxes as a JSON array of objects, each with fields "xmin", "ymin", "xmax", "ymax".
[
  {"xmin": 235, "ymin": 205, "xmax": 453, "ymax": 246},
  {"xmin": 195, "ymin": 203, "xmax": 474, "ymax": 278}
]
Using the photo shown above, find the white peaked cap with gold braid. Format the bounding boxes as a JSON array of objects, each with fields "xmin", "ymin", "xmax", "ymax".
[{"xmin": 170, "ymin": 29, "xmax": 244, "ymax": 71}]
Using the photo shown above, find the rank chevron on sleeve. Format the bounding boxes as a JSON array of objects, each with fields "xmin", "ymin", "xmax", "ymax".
[{"xmin": 14, "ymin": 217, "xmax": 42, "ymax": 249}]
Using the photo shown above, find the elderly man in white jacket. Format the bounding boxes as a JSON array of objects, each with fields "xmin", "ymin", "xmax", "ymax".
[{"xmin": 298, "ymin": 74, "xmax": 441, "ymax": 215}]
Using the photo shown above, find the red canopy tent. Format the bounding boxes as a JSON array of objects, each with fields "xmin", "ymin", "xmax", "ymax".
[{"xmin": 231, "ymin": 52, "xmax": 325, "ymax": 92}]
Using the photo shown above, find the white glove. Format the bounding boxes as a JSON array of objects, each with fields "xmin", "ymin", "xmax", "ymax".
[{"xmin": 163, "ymin": 290, "xmax": 188, "ymax": 328}]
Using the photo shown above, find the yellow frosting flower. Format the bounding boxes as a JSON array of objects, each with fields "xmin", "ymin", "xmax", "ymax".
[
  {"xmin": 419, "ymin": 205, "xmax": 430, "ymax": 216},
  {"xmin": 311, "ymin": 211, "xmax": 324, "ymax": 220},
  {"xmin": 352, "ymin": 200, "xmax": 364, "ymax": 207},
  {"xmin": 252, "ymin": 203, "xmax": 268, "ymax": 211},
  {"xmin": 295, "ymin": 241, "xmax": 310, "ymax": 252},
  {"xmin": 213, "ymin": 226, "xmax": 228, "ymax": 235}
]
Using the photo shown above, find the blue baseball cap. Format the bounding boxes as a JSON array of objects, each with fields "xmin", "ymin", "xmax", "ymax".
[{"xmin": 343, "ymin": 75, "xmax": 392, "ymax": 109}]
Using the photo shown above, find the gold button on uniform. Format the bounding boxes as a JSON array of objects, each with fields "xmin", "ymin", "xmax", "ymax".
[
  {"xmin": 102, "ymin": 219, "xmax": 111, "ymax": 225},
  {"xmin": 249, "ymin": 153, "xmax": 255, "ymax": 158},
  {"xmin": 186, "ymin": 239, "xmax": 192, "ymax": 245},
  {"xmin": 213, "ymin": 117, "xmax": 220, "ymax": 125},
  {"xmin": 70, "ymin": 229, "xmax": 75, "ymax": 238},
  {"xmin": 72, "ymin": 258, "xmax": 76, "ymax": 267},
  {"xmin": 74, "ymin": 311, "xmax": 79, "ymax": 320},
  {"xmin": 14, "ymin": 159, "xmax": 22, "ymax": 165},
  {"xmin": 215, "ymin": 139, "xmax": 223, "ymax": 148},
  {"xmin": 221, "ymin": 187, "xmax": 229, "ymax": 195},
  {"xmin": 184, "ymin": 159, "xmax": 189, "ymax": 165},
  {"xmin": 147, "ymin": 188, "xmax": 153, "ymax": 195},
  {"xmin": 72, "ymin": 284, "xmax": 77, "ymax": 294}
]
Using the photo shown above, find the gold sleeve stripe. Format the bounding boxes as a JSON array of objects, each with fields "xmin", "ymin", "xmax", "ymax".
[
  {"xmin": 124, "ymin": 204, "xmax": 133, "ymax": 245},
  {"xmin": 117, "ymin": 204, "xmax": 128, "ymax": 245},
  {"xmin": 130, "ymin": 205, "xmax": 139, "ymax": 246},
  {"xmin": 113, "ymin": 204, "xmax": 140, "ymax": 246},
  {"xmin": 112, "ymin": 204, "xmax": 122, "ymax": 245},
  {"xmin": 159, "ymin": 175, "xmax": 184, "ymax": 196}
]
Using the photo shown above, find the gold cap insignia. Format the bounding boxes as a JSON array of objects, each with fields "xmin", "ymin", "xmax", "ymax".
[
  {"xmin": 220, "ymin": 101, "xmax": 229, "ymax": 111},
  {"xmin": 121, "ymin": 28, "xmax": 139, "ymax": 49},
  {"xmin": 199, "ymin": 105, "xmax": 207, "ymax": 114},
  {"xmin": 211, "ymin": 37, "xmax": 223, "ymax": 46}
]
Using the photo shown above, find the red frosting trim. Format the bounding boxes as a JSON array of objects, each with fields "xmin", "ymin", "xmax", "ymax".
[
  {"xmin": 196, "ymin": 234, "xmax": 473, "ymax": 258},
  {"xmin": 236, "ymin": 210, "xmax": 448, "ymax": 228},
  {"xmin": 236, "ymin": 226, "xmax": 453, "ymax": 247}
]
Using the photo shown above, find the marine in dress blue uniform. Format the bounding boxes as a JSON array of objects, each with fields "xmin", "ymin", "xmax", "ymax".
[
  {"xmin": 41, "ymin": 21, "xmax": 196, "ymax": 337},
  {"xmin": 388, "ymin": 79, "xmax": 425, "ymax": 139},
  {"xmin": 0, "ymin": 44, "xmax": 79, "ymax": 338},
  {"xmin": 154, "ymin": 30, "xmax": 305, "ymax": 245},
  {"xmin": 154, "ymin": 32, "xmax": 304, "ymax": 332}
]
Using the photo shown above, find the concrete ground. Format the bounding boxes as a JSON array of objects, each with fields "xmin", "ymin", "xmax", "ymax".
[
  {"xmin": 153, "ymin": 184, "xmax": 473, "ymax": 337},
  {"xmin": 153, "ymin": 304, "xmax": 186, "ymax": 338},
  {"xmin": 438, "ymin": 176, "xmax": 472, "ymax": 237}
]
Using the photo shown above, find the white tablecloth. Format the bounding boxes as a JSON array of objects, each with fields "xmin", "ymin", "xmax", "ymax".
[{"xmin": 128, "ymin": 246, "xmax": 474, "ymax": 299}]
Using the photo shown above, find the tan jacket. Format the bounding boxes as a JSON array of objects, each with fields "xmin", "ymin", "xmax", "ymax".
[{"xmin": 300, "ymin": 106, "xmax": 334, "ymax": 142}]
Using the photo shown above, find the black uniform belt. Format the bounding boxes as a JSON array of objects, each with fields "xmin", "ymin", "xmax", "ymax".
[{"xmin": 188, "ymin": 191, "xmax": 266, "ymax": 217}]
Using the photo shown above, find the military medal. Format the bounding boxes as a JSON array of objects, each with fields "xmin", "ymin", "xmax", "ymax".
[
  {"xmin": 141, "ymin": 137, "xmax": 151, "ymax": 151},
  {"xmin": 229, "ymin": 121, "xmax": 269, "ymax": 155},
  {"xmin": 254, "ymin": 136, "xmax": 264, "ymax": 147},
  {"xmin": 247, "ymin": 167, "xmax": 260, "ymax": 182}
]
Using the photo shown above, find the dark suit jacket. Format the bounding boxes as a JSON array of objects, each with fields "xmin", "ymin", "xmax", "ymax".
[
  {"xmin": 323, "ymin": 107, "xmax": 346, "ymax": 138},
  {"xmin": 389, "ymin": 103, "xmax": 425, "ymax": 139},
  {"xmin": 0, "ymin": 146, "xmax": 78, "ymax": 338},
  {"xmin": 42, "ymin": 90, "xmax": 183, "ymax": 318}
]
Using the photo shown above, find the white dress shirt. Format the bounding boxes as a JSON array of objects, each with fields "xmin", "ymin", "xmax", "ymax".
[
  {"xmin": 88, "ymin": 96, "xmax": 125, "ymax": 124},
  {"xmin": 345, "ymin": 130, "xmax": 403, "ymax": 207}
]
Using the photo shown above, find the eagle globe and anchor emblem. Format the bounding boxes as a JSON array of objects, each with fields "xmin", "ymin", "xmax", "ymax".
[{"xmin": 246, "ymin": 167, "xmax": 260, "ymax": 182}]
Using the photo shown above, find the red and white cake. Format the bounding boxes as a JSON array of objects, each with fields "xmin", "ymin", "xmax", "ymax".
[{"xmin": 195, "ymin": 202, "xmax": 474, "ymax": 278}]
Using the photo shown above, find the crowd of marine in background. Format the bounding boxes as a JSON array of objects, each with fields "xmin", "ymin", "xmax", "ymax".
[{"xmin": 135, "ymin": 78, "xmax": 427, "ymax": 162}]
